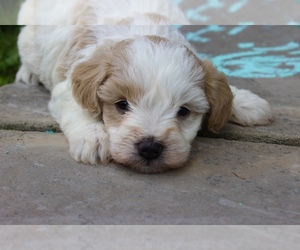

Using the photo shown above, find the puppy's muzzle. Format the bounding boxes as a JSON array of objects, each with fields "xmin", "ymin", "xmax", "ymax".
[{"xmin": 137, "ymin": 137, "xmax": 164, "ymax": 161}]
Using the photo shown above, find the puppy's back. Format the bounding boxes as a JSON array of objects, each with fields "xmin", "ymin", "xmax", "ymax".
[
  {"xmin": 18, "ymin": 0, "xmax": 78, "ymax": 25},
  {"xmin": 17, "ymin": 0, "xmax": 189, "ymax": 25}
]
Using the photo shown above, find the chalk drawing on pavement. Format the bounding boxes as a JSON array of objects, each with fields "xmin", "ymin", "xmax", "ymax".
[
  {"xmin": 185, "ymin": 25, "xmax": 225, "ymax": 43},
  {"xmin": 185, "ymin": 25, "xmax": 250, "ymax": 43},
  {"xmin": 198, "ymin": 42, "xmax": 300, "ymax": 78},
  {"xmin": 172, "ymin": 0, "xmax": 300, "ymax": 25}
]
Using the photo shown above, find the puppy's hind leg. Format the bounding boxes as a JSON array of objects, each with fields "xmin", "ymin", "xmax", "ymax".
[
  {"xmin": 16, "ymin": 64, "xmax": 40, "ymax": 85},
  {"xmin": 229, "ymin": 86, "xmax": 274, "ymax": 126},
  {"xmin": 16, "ymin": 26, "xmax": 40, "ymax": 85}
]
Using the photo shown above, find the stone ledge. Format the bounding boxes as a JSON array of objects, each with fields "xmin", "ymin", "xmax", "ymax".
[{"xmin": 1, "ymin": 82, "xmax": 299, "ymax": 147}]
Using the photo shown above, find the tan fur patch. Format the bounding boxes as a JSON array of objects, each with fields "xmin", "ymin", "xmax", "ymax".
[
  {"xmin": 70, "ymin": 2, "xmax": 96, "ymax": 25},
  {"xmin": 71, "ymin": 38, "xmax": 134, "ymax": 116},
  {"xmin": 101, "ymin": 103, "xmax": 124, "ymax": 128},
  {"xmin": 99, "ymin": 78, "xmax": 143, "ymax": 105},
  {"xmin": 71, "ymin": 41, "xmax": 114, "ymax": 114},
  {"xmin": 57, "ymin": 26, "xmax": 97, "ymax": 79},
  {"xmin": 144, "ymin": 35, "xmax": 169, "ymax": 44},
  {"xmin": 116, "ymin": 17, "xmax": 134, "ymax": 25},
  {"xmin": 201, "ymin": 60, "xmax": 233, "ymax": 132},
  {"xmin": 99, "ymin": 73, "xmax": 144, "ymax": 128},
  {"xmin": 145, "ymin": 13, "xmax": 169, "ymax": 23}
]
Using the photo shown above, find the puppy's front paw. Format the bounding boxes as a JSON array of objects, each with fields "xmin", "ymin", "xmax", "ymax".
[{"xmin": 67, "ymin": 124, "xmax": 111, "ymax": 165}]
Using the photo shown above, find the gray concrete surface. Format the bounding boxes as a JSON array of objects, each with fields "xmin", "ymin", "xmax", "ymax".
[
  {"xmin": 0, "ymin": 26, "xmax": 300, "ymax": 226},
  {"xmin": 0, "ymin": 82, "xmax": 58, "ymax": 132},
  {"xmin": 179, "ymin": 0, "xmax": 300, "ymax": 25}
]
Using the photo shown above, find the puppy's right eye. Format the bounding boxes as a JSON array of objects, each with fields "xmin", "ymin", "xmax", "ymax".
[
  {"xmin": 115, "ymin": 100, "xmax": 130, "ymax": 113},
  {"xmin": 177, "ymin": 106, "xmax": 190, "ymax": 119}
]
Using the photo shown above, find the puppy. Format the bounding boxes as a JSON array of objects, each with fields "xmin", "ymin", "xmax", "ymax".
[{"xmin": 16, "ymin": 0, "xmax": 273, "ymax": 173}]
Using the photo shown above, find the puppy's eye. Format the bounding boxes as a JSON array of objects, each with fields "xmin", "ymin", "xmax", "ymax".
[
  {"xmin": 177, "ymin": 107, "xmax": 190, "ymax": 119},
  {"xmin": 115, "ymin": 100, "xmax": 130, "ymax": 113}
]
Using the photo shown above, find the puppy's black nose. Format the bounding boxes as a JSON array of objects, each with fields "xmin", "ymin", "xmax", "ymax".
[{"xmin": 138, "ymin": 138, "xmax": 164, "ymax": 161}]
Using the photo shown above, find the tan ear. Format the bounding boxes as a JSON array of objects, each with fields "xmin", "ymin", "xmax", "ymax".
[
  {"xmin": 71, "ymin": 37, "xmax": 134, "ymax": 115},
  {"xmin": 71, "ymin": 47, "xmax": 112, "ymax": 115},
  {"xmin": 201, "ymin": 60, "xmax": 233, "ymax": 133}
]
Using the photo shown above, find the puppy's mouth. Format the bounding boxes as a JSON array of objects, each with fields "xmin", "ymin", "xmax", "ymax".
[
  {"xmin": 110, "ymin": 136, "xmax": 189, "ymax": 174},
  {"xmin": 122, "ymin": 158, "xmax": 183, "ymax": 174},
  {"xmin": 115, "ymin": 138, "xmax": 186, "ymax": 174},
  {"xmin": 115, "ymin": 152, "xmax": 187, "ymax": 174}
]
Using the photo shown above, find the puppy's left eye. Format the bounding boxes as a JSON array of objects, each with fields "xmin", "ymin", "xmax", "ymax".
[
  {"xmin": 177, "ymin": 107, "xmax": 190, "ymax": 119},
  {"xmin": 115, "ymin": 100, "xmax": 130, "ymax": 113}
]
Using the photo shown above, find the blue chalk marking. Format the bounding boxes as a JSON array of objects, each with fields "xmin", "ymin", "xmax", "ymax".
[
  {"xmin": 185, "ymin": 0, "xmax": 224, "ymax": 22},
  {"xmin": 289, "ymin": 50, "xmax": 300, "ymax": 55},
  {"xmin": 253, "ymin": 42, "xmax": 299, "ymax": 52},
  {"xmin": 237, "ymin": 22, "xmax": 254, "ymax": 25},
  {"xmin": 287, "ymin": 21, "xmax": 300, "ymax": 25},
  {"xmin": 198, "ymin": 42, "xmax": 300, "ymax": 78},
  {"xmin": 214, "ymin": 56, "xmax": 300, "ymax": 78},
  {"xmin": 228, "ymin": 25, "xmax": 248, "ymax": 36},
  {"xmin": 198, "ymin": 53, "xmax": 210, "ymax": 60},
  {"xmin": 238, "ymin": 42, "xmax": 254, "ymax": 49},
  {"xmin": 228, "ymin": 0, "xmax": 248, "ymax": 13},
  {"xmin": 173, "ymin": 0, "xmax": 299, "ymax": 25},
  {"xmin": 172, "ymin": 0, "xmax": 183, "ymax": 5},
  {"xmin": 185, "ymin": 10, "xmax": 209, "ymax": 22},
  {"xmin": 185, "ymin": 25, "xmax": 225, "ymax": 43},
  {"xmin": 172, "ymin": 25, "xmax": 183, "ymax": 29}
]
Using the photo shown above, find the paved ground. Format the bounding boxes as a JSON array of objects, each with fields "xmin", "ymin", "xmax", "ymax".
[
  {"xmin": 0, "ymin": 26, "xmax": 299, "ymax": 228},
  {"xmin": 179, "ymin": 0, "xmax": 300, "ymax": 24}
]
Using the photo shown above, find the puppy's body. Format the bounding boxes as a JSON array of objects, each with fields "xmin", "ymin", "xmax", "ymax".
[
  {"xmin": 17, "ymin": 0, "xmax": 273, "ymax": 173},
  {"xmin": 18, "ymin": 0, "xmax": 189, "ymax": 25}
]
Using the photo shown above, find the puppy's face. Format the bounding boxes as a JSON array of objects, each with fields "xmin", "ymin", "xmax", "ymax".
[{"xmin": 72, "ymin": 35, "xmax": 233, "ymax": 173}]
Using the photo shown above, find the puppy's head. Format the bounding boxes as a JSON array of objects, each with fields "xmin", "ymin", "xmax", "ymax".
[{"xmin": 72, "ymin": 35, "xmax": 232, "ymax": 173}]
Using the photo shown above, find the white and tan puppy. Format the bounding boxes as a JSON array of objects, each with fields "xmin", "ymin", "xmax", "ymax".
[{"xmin": 16, "ymin": 0, "xmax": 273, "ymax": 173}]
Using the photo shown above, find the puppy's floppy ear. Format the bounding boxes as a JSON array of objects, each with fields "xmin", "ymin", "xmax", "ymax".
[
  {"xmin": 71, "ymin": 38, "xmax": 133, "ymax": 115},
  {"xmin": 71, "ymin": 44, "xmax": 113, "ymax": 115},
  {"xmin": 201, "ymin": 60, "xmax": 233, "ymax": 133}
]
